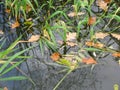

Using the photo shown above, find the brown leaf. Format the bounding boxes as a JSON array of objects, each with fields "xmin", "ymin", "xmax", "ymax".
[
  {"xmin": 82, "ymin": 57, "xmax": 97, "ymax": 64},
  {"xmin": 50, "ymin": 52, "xmax": 61, "ymax": 61},
  {"xmin": 11, "ymin": 21, "xmax": 20, "ymax": 29},
  {"xmin": 28, "ymin": 35, "xmax": 40, "ymax": 42},
  {"xmin": 88, "ymin": 16, "xmax": 96, "ymax": 25},
  {"xmin": 104, "ymin": 0, "xmax": 111, "ymax": 3},
  {"xmin": 66, "ymin": 41, "xmax": 77, "ymax": 47},
  {"xmin": 85, "ymin": 41, "xmax": 104, "ymax": 48},
  {"xmin": 97, "ymin": 0, "xmax": 108, "ymax": 11},
  {"xmin": 112, "ymin": 52, "xmax": 120, "ymax": 57},
  {"xmin": 5, "ymin": 9, "xmax": 11, "ymax": 14},
  {"xmin": 94, "ymin": 32, "xmax": 109, "ymax": 39},
  {"xmin": 111, "ymin": 33, "xmax": 120, "ymax": 40},
  {"xmin": 66, "ymin": 32, "xmax": 77, "ymax": 41}
]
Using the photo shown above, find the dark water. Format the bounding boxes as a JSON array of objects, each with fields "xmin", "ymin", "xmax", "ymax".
[{"xmin": 1, "ymin": 2, "xmax": 120, "ymax": 90}]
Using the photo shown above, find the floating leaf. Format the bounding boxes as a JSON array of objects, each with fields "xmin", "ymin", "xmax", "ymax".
[
  {"xmin": 28, "ymin": 35, "xmax": 40, "ymax": 42},
  {"xmin": 82, "ymin": 57, "xmax": 97, "ymax": 64},
  {"xmin": 50, "ymin": 52, "xmax": 61, "ymax": 61},
  {"xmin": 94, "ymin": 32, "xmax": 109, "ymax": 39},
  {"xmin": 68, "ymin": 12, "xmax": 84, "ymax": 17},
  {"xmin": 66, "ymin": 32, "xmax": 77, "ymax": 41},
  {"xmin": 112, "ymin": 52, "xmax": 120, "ymax": 57},
  {"xmin": 88, "ymin": 16, "xmax": 96, "ymax": 25},
  {"xmin": 85, "ymin": 41, "xmax": 104, "ymax": 48},
  {"xmin": 11, "ymin": 21, "xmax": 20, "ymax": 29},
  {"xmin": 97, "ymin": 0, "xmax": 108, "ymax": 11}
]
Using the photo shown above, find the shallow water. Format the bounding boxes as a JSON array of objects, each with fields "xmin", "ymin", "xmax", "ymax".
[{"xmin": 1, "ymin": 2, "xmax": 120, "ymax": 90}]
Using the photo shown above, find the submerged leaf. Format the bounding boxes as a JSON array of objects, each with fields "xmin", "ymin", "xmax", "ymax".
[
  {"xmin": 82, "ymin": 57, "xmax": 97, "ymax": 64},
  {"xmin": 97, "ymin": 0, "xmax": 108, "ymax": 11},
  {"xmin": 28, "ymin": 35, "xmax": 40, "ymax": 42},
  {"xmin": 94, "ymin": 32, "xmax": 109, "ymax": 39},
  {"xmin": 88, "ymin": 16, "xmax": 96, "ymax": 25},
  {"xmin": 66, "ymin": 32, "xmax": 77, "ymax": 41},
  {"xmin": 11, "ymin": 21, "xmax": 20, "ymax": 29},
  {"xmin": 50, "ymin": 52, "xmax": 61, "ymax": 61}
]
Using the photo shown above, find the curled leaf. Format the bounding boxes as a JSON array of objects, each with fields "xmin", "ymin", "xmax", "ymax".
[
  {"xmin": 50, "ymin": 52, "xmax": 61, "ymax": 61},
  {"xmin": 28, "ymin": 35, "xmax": 40, "ymax": 42},
  {"xmin": 82, "ymin": 57, "xmax": 97, "ymax": 64}
]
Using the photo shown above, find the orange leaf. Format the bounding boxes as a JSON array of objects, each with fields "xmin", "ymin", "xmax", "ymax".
[
  {"xmin": 88, "ymin": 16, "xmax": 96, "ymax": 25},
  {"xmin": 112, "ymin": 52, "xmax": 120, "ymax": 57},
  {"xmin": 82, "ymin": 57, "xmax": 97, "ymax": 64},
  {"xmin": 28, "ymin": 35, "xmax": 40, "ymax": 42},
  {"xmin": 11, "ymin": 21, "xmax": 20, "ymax": 29},
  {"xmin": 50, "ymin": 52, "xmax": 61, "ymax": 61}
]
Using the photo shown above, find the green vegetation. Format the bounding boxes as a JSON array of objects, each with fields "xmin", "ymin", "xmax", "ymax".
[{"xmin": 0, "ymin": 0, "xmax": 120, "ymax": 89}]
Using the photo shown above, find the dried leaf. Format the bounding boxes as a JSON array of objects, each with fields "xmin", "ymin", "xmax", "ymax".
[
  {"xmin": 104, "ymin": 0, "xmax": 111, "ymax": 3},
  {"xmin": 111, "ymin": 33, "xmax": 120, "ymax": 40},
  {"xmin": 26, "ymin": 5, "xmax": 32, "ymax": 13},
  {"xmin": 88, "ymin": 16, "xmax": 96, "ymax": 25},
  {"xmin": 85, "ymin": 41, "xmax": 104, "ymax": 48},
  {"xmin": 66, "ymin": 41, "xmax": 77, "ymax": 47},
  {"xmin": 28, "ymin": 35, "xmax": 40, "ymax": 42},
  {"xmin": 11, "ymin": 21, "xmax": 20, "ymax": 29},
  {"xmin": 50, "ymin": 52, "xmax": 61, "ymax": 61},
  {"xmin": 66, "ymin": 32, "xmax": 77, "ymax": 41},
  {"xmin": 97, "ymin": 0, "xmax": 108, "ymax": 11},
  {"xmin": 0, "ymin": 30, "xmax": 4, "ymax": 34},
  {"xmin": 94, "ymin": 32, "xmax": 109, "ymax": 39},
  {"xmin": 68, "ymin": 12, "xmax": 84, "ymax": 17},
  {"xmin": 82, "ymin": 57, "xmax": 97, "ymax": 64},
  {"xmin": 112, "ymin": 52, "xmax": 120, "ymax": 57},
  {"xmin": 43, "ymin": 29, "xmax": 50, "ymax": 40}
]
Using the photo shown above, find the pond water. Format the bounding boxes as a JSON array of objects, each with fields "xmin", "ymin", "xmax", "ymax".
[{"xmin": 0, "ymin": 2, "xmax": 120, "ymax": 90}]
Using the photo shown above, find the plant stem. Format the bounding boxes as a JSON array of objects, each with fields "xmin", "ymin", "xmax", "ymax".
[{"xmin": 53, "ymin": 69, "xmax": 72, "ymax": 90}]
